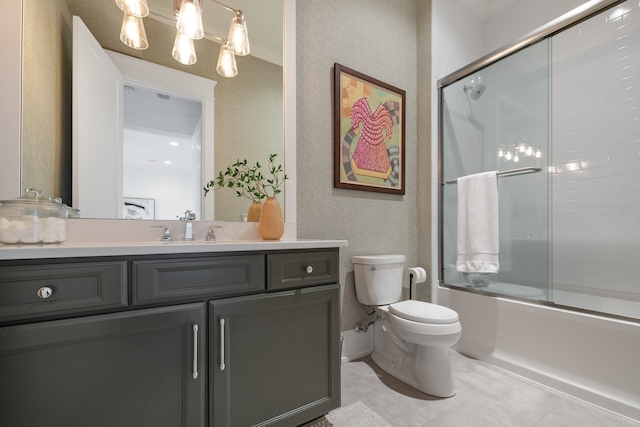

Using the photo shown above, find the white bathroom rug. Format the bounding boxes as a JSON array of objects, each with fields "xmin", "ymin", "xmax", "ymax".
[{"xmin": 301, "ymin": 401, "xmax": 392, "ymax": 427}]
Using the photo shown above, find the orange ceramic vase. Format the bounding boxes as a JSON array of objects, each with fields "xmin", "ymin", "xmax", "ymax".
[
  {"xmin": 258, "ymin": 197, "xmax": 284, "ymax": 240},
  {"xmin": 247, "ymin": 201, "xmax": 262, "ymax": 222}
]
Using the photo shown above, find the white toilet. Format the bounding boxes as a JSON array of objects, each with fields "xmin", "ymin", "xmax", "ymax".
[{"xmin": 353, "ymin": 254, "xmax": 462, "ymax": 398}]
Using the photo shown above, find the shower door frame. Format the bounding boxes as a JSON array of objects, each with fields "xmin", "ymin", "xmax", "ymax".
[{"xmin": 437, "ymin": 0, "xmax": 629, "ymax": 309}]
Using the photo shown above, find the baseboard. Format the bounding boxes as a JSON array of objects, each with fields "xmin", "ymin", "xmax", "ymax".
[{"xmin": 340, "ymin": 328, "xmax": 372, "ymax": 363}]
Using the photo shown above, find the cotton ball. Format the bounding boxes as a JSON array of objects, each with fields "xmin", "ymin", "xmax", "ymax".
[
  {"xmin": 21, "ymin": 234, "xmax": 41, "ymax": 244},
  {"xmin": 42, "ymin": 233, "xmax": 60, "ymax": 243},
  {"xmin": 8, "ymin": 220, "xmax": 27, "ymax": 239},
  {"xmin": 53, "ymin": 218, "xmax": 67, "ymax": 242},
  {"xmin": 0, "ymin": 228, "xmax": 20, "ymax": 244}
]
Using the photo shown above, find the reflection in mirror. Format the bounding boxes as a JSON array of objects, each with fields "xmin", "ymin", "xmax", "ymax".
[
  {"xmin": 21, "ymin": 0, "xmax": 284, "ymax": 222},
  {"xmin": 123, "ymin": 83, "xmax": 203, "ymax": 220}
]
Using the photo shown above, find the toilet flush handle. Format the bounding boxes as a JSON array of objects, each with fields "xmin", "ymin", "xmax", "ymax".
[
  {"xmin": 371, "ymin": 266, "xmax": 377, "ymax": 272},
  {"xmin": 306, "ymin": 265, "xmax": 313, "ymax": 274}
]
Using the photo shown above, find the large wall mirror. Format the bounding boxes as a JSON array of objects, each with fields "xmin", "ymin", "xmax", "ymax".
[{"xmin": 1, "ymin": 0, "xmax": 295, "ymax": 224}]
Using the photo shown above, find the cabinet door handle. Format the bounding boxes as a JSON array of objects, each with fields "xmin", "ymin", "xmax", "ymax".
[
  {"xmin": 192, "ymin": 324, "xmax": 199, "ymax": 380},
  {"xmin": 306, "ymin": 265, "xmax": 313, "ymax": 274},
  {"xmin": 219, "ymin": 318, "xmax": 226, "ymax": 371}
]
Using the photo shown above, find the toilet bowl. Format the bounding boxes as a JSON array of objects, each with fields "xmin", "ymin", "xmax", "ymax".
[{"xmin": 353, "ymin": 255, "xmax": 462, "ymax": 398}]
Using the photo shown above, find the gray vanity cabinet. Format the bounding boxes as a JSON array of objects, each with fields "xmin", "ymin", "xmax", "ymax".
[
  {"xmin": 0, "ymin": 247, "xmax": 341, "ymax": 427},
  {"xmin": 0, "ymin": 303, "xmax": 206, "ymax": 427},
  {"xmin": 210, "ymin": 283, "xmax": 340, "ymax": 427}
]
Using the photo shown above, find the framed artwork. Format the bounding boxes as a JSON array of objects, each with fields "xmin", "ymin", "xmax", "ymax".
[
  {"xmin": 123, "ymin": 197, "xmax": 155, "ymax": 219},
  {"xmin": 333, "ymin": 63, "xmax": 406, "ymax": 195}
]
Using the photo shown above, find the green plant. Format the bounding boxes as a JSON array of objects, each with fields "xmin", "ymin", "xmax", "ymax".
[
  {"xmin": 263, "ymin": 153, "xmax": 288, "ymax": 197},
  {"xmin": 204, "ymin": 154, "xmax": 287, "ymax": 201}
]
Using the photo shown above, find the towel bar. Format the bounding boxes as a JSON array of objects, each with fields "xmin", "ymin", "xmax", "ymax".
[{"xmin": 445, "ymin": 167, "xmax": 542, "ymax": 185}]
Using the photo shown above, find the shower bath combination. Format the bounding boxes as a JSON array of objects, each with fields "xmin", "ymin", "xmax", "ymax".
[{"xmin": 439, "ymin": 0, "xmax": 640, "ymax": 421}]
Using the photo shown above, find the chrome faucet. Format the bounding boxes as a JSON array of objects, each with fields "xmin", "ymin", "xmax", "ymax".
[
  {"xmin": 152, "ymin": 225, "xmax": 172, "ymax": 242},
  {"xmin": 206, "ymin": 225, "xmax": 223, "ymax": 242},
  {"xmin": 181, "ymin": 210, "xmax": 196, "ymax": 241}
]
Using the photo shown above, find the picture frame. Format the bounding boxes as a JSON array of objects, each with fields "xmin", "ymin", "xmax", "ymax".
[
  {"xmin": 333, "ymin": 63, "xmax": 406, "ymax": 195},
  {"xmin": 123, "ymin": 197, "xmax": 155, "ymax": 219}
]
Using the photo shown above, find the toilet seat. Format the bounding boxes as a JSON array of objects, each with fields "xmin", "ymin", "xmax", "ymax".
[
  {"xmin": 389, "ymin": 300, "xmax": 459, "ymax": 324},
  {"xmin": 379, "ymin": 305, "xmax": 462, "ymax": 338}
]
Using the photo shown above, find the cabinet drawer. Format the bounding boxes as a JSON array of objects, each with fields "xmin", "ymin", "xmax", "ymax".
[
  {"xmin": 267, "ymin": 249, "xmax": 338, "ymax": 290},
  {"xmin": 132, "ymin": 255, "xmax": 265, "ymax": 304},
  {"xmin": 0, "ymin": 261, "xmax": 127, "ymax": 322}
]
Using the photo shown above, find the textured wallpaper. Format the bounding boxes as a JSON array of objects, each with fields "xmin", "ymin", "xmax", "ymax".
[
  {"xmin": 22, "ymin": 0, "xmax": 72, "ymax": 202},
  {"xmin": 296, "ymin": 0, "xmax": 432, "ymax": 332}
]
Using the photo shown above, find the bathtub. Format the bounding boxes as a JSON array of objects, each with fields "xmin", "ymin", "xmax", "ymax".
[
  {"xmin": 459, "ymin": 281, "xmax": 547, "ymax": 301},
  {"xmin": 438, "ymin": 285, "xmax": 640, "ymax": 422}
]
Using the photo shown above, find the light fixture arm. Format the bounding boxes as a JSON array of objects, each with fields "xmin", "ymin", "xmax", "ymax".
[
  {"xmin": 208, "ymin": 34, "xmax": 226, "ymax": 45},
  {"xmin": 210, "ymin": 0, "xmax": 239, "ymax": 14}
]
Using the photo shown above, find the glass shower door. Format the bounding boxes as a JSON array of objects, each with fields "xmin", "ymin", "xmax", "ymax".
[{"xmin": 440, "ymin": 39, "xmax": 551, "ymax": 302}]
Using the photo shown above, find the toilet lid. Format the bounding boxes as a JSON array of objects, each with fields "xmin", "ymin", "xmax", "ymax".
[{"xmin": 389, "ymin": 300, "xmax": 459, "ymax": 324}]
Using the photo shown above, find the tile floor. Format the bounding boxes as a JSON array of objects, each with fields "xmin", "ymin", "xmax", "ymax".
[{"xmin": 340, "ymin": 351, "xmax": 640, "ymax": 426}]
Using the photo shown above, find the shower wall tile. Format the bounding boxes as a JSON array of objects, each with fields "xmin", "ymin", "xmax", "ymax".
[{"xmin": 551, "ymin": 0, "xmax": 640, "ymax": 305}]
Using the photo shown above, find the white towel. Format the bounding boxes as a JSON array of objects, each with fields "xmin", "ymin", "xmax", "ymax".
[{"xmin": 456, "ymin": 171, "xmax": 499, "ymax": 273}]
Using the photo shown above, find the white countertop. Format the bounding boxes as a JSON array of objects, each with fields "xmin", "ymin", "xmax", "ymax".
[{"xmin": 0, "ymin": 239, "xmax": 348, "ymax": 260}]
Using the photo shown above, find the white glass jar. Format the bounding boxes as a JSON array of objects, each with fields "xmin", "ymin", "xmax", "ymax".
[{"xmin": 0, "ymin": 190, "xmax": 68, "ymax": 244}]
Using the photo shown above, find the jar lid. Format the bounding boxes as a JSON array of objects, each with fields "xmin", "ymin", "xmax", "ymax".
[{"xmin": 0, "ymin": 189, "xmax": 64, "ymax": 206}]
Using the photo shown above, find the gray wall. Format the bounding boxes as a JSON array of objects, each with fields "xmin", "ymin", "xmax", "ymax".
[{"xmin": 296, "ymin": 0, "xmax": 432, "ymax": 332}]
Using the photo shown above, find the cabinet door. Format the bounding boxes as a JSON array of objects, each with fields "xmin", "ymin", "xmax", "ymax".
[
  {"xmin": 210, "ymin": 284, "xmax": 340, "ymax": 427},
  {"xmin": 0, "ymin": 304, "xmax": 205, "ymax": 427}
]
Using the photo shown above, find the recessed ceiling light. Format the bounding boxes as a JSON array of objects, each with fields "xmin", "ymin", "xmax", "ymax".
[
  {"xmin": 169, "ymin": 141, "xmax": 179, "ymax": 146},
  {"xmin": 164, "ymin": 160, "xmax": 172, "ymax": 165}
]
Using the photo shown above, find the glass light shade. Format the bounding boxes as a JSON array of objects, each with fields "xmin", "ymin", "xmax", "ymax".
[
  {"xmin": 120, "ymin": 13, "xmax": 148, "ymax": 50},
  {"xmin": 216, "ymin": 43, "xmax": 237, "ymax": 78},
  {"xmin": 172, "ymin": 32, "xmax": 197, "ymax": 65},
  {"xmin": 227, "ymin": 11, "xmax": 250, "ymax": 56},
  {"xmin": 176, "ymin": 0, "xmax": 204, "ymax": 40},
  {"xmin": 115, "ymin": 0, "xmax": 149, "ymax": 17}
]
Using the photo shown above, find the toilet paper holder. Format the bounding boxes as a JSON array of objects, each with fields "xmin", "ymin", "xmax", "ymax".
[{"xmin": 406, "ymin": 267, "xmax": 427, "ymax": 300}]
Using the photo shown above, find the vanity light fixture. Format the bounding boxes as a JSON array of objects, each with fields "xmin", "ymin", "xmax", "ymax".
[
  {"xmin": 116, "ymin": 0, "xmax": 149, "ymax": 17},
  {"xmin": 172, "ymin": 31, "xmax": 197, "ymax": 65},
  {"xmin": 176, "ymin": 0, "xmax": 204, "ymax": 40},
  {"xmin": 219, "ymin": 3, "xmax": 250, "ymax": 56},
  {"xmin": 216, "ymin": 41, "xmax": 237, "ymax": 77},
  {"xmin": 118, "ymin": 0, "xmax": 250, "ymax": 76},
  {"xmin": 171, "ymin": 0, "xmax": 250, "ymax": 77},
  {"xmin": 116, "ymin": 0, "xmax": 149, "ymax": 50}
]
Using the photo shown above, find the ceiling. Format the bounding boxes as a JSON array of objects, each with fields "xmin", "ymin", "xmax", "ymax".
[
  {"xmin": 146, "ymin": 0, "xmax": 283, "ymax": 66},
  {"xmin": 457, "ymin": 0, "xmax": 520, "ymax": 20}
]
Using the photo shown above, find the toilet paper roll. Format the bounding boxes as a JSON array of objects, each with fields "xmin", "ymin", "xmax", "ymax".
[{"xmin": 406, "ymin": 267, "xmax": 427, "ymax": 284}]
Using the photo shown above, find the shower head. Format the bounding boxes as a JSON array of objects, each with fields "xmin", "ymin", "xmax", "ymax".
[{"xmin": 464, "ymin": 83, "xmax": 486, "ymax": 100}]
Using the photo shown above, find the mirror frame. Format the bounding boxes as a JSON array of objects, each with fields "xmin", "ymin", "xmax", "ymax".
[{"xmin": 0, "ymin": 0, "xmax": 296, "ymax": 231}]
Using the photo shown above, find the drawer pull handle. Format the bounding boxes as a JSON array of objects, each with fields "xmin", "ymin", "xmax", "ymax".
[
  {"xmin": 37, "ymin": 287, "xmax": 53, "ymax": 299},
  {"xmin": 219, "ymin": 318, "xmax": 226, "ymax": 371},
  {"xmin": 306, "ymin": 266, "xmax": 313, "ymax": 274},
  {"xmin": 192, "ymin": 324, "xmax": 199, "ymax": 380}
]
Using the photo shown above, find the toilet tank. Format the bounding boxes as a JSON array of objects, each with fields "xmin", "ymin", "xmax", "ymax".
[{"xmin": 352, "ymin": 255, "xmax": 405, "ymax": 305}]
